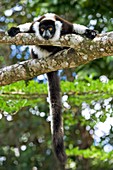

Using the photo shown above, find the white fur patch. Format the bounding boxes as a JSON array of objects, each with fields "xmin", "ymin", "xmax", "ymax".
[
  {"xmin": 47, "ymin": 82, "xmax": 53, "ymax": 134},
  {"xmin": 33, "ymin": 22, "xmax": 44, "ymax": 40},
  {"xmin": 44, "ymin": 13, "xmax": 55, "ymax": 21},
  {"xmin": 18, "ymin": 23, "xmax": 32, "ymax": 32},
  {"xmin": 73, "ymin": 24, "xmax": 87, "ymax": 34},
  {"xmin": 30, "ymin": 46, "xmax": 52, "ymax": 59},
  {"xmin": 51, "ymin": 21, "xmax": 62, "ymax": 41}
]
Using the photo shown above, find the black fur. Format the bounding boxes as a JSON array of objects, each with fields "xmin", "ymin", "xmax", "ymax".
[
  {"xmin": 84, "ymin": 29, "xmax": 97, "ymax": 39},
  {"xmin": 39, "ymin": 45, "xmax": 67, "ymax": 54},
  {"xmin": 8, "ymin": 27, "xmax": 20, "ymax": 37},
  {"xmin": 39, "ymin": 20, "xmax": 56, "ymax": 37},
  {"xmin": 55, "ymin": 15, "xmax": 73, "ymax": 35},
  {"xmin": 31, "ymin": 49, "xmax": 38, "ymax": 59},
  {"xmin": 47, "ymin": 71, "xmax": 67, "ymax": 164}
]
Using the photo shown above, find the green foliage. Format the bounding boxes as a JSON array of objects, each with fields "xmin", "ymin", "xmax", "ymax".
[
  {"xmin": 66, "ymin": 146, "xmax": 113, "ymax": 170},
  {"xmin": 0, "ymin": 81, "xmax": 47, "ymax": 113},
  {"xmin": 0, "ymin": 79, "xmax": 113, "ymax": 169},
  {"xmin": 67, "ymin": 146, "xmax": 113, "ymax": 160},
  {"xmin": 1, "ymin": 78, "xmax": 113, "ymax": 113}
]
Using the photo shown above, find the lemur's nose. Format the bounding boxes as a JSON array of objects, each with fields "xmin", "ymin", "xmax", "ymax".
[
  {"xmin": 43, "ymin": 30, "xmax": 51, "ymax": 40},
  {"xmin": 43, "ymin": 34, "xmax": 49, "ymax": 40}
]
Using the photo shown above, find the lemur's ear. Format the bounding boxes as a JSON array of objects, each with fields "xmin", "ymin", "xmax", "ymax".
[{"xmin": 8, "ymin": 27, "xmax": 20, "ymax": 37}]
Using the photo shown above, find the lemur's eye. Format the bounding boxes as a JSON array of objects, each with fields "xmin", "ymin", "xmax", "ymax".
[
  {"xmin": 41, "ymin": 28, "xmax": 44, "ymax": 32},
  {"xmin": 49, "ymin": 27, "xmax": 53, "ymax": 31}
]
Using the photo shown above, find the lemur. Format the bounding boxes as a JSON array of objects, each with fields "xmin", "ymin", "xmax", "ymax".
[{"xmin": 8, "ymin": 13, "xmax": 97, "ymax": 166}]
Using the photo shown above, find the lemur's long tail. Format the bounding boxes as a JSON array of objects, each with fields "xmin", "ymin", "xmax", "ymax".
[{"xmin": 47, "ymin": 71, "xmax": 67, "ymax": 165}]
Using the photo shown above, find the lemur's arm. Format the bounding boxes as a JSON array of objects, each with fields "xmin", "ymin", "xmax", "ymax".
[
  {"xmin": 72, "ymin": 23, "xmax": 97, "ymax": 39},
  {"xmin": 8, "ymin": 22, "xmax": 34, "ymax": 37},
  {"xmin": 8, "ymin": 15, "xmax": 45, "ymax": 37},
  {"xmin": 55, "ymin": 14, "xmax": 97, "ymax": 39}
]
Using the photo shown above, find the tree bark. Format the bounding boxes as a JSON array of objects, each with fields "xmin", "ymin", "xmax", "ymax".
[{"xmin": 0, "ymin": 31, "xmax": 113, "ymax": 86}]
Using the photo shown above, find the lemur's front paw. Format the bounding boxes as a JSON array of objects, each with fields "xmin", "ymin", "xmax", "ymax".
[
  {"xmin": 85, "ymin": 29, "xmax": 97, "ymax": 39},
  {"xmin": 8, "ymin": 27, "xmax": 20, "ymax": 37}
]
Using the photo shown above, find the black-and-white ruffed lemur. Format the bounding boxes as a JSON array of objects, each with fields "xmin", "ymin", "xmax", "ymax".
[{"xmin": 8, "ymin": 13, "xmax": 97, "ymax": 165}]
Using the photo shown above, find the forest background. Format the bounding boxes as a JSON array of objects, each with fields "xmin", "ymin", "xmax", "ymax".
[{"xmin": 0, "ymin": 0, "xmax": 113, "ymax": 170}]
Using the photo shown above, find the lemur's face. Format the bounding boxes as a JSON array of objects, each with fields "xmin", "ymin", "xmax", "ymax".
[{"xmin": 39, "ymin": 20, "xmax": 56, "ymax": 40}]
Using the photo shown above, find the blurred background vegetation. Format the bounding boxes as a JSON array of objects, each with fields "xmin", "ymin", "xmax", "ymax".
[{"xmin": 1, "ymin": 0, "xmax": 113, "ymax": 170}]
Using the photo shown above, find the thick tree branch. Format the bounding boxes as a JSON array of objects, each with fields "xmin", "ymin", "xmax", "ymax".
[{"xmin": 0, "ymin": 31, "xmax": 113, "ymax": 86}]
